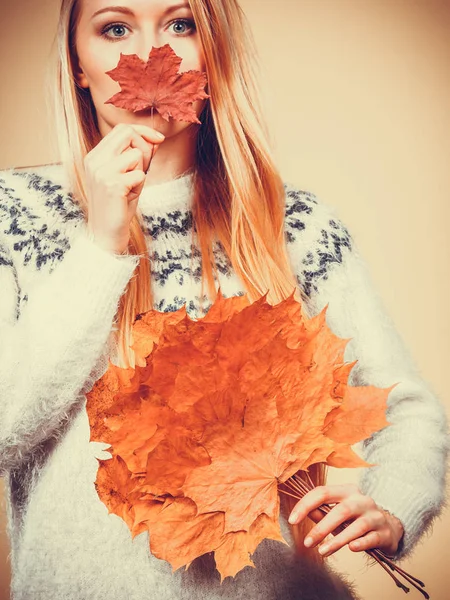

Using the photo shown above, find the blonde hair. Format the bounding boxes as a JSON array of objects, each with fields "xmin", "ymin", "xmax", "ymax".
[{"xmin": 49, "ymin": 0, "xmax": 328, "ymax": 562}]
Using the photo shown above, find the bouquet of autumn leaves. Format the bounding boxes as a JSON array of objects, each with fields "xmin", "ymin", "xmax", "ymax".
[{"xmin": 85, "ymin": 290, "xmax": 428, "ymax": 598}]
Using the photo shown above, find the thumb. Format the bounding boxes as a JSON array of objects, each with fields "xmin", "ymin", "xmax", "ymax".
[{"xmin": 145, "ymin": 142, "xmax": 161, "ymax": 175}]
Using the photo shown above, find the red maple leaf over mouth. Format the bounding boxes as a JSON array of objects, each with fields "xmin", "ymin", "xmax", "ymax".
[{"xmin": 104, "ymin": 43, "xmax": 210, "ymax": 124}]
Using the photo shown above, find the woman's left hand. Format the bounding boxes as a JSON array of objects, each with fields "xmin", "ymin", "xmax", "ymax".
[{"xmin": 288, "ymin": 483, "xmax": 405, "ymax": 558}]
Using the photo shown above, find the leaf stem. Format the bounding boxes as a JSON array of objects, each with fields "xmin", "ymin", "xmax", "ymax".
[{"xmin": 145, "ymin": 107, "xmax": 156, "ymax": 175}]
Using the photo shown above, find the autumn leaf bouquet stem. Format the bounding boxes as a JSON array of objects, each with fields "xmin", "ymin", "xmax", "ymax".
[
  {"xmin": 279, "ymin": 473, "xmax": 429, "ymax": 598},
  {"xmin": 86, "ymin": 289, "xmax": 429, "ymax": 598}
]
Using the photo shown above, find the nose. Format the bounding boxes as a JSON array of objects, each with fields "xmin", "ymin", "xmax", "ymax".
[{"xmin": 134, "ymin": 26, "xmax": 162, "ymax": 62}]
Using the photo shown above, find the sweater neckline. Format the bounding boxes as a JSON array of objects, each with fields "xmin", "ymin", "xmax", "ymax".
[{"xmin": 138, "ymin": 169, "xmax": 194, "ymax": 216}]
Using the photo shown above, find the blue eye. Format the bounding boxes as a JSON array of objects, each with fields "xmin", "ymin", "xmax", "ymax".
[
  {"xmin": 100, "ymin": 23, "xmax": 130, "ymax": 41},
  {"xmin": 168, "ymin": 18, "xmax": 196, "ymax": 35},
  {"xmin": 100, "ymin": 18, "xmax": 196, "ymax": 42}
]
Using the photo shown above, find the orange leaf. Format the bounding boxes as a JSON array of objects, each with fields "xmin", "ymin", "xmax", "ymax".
[
  {"xmin": 147, "ymin": 497, "xmax": 225, "ymax": 571},
  {"xmin": 142, "ymin": 435, "xmax": 210, "ymax": 496},
  {"xmin": 325, "ymin": 444, "xmax": 376, "ymax": 468},
  {"xmin": 323, "ymin": 383, "xmax": 396, "ymax": 444},
  {"xmin": 94, "ymin": 454, "xmax": 163, "ymax": 537},
  {"xmin": 131, "ymin": 305, "xmax": 187, "ymax": 367},
  {"xmin": 214, "ymin": 512, "xmax": 288, "ymax": 582}
]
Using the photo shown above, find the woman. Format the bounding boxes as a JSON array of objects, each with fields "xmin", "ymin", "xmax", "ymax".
[{"xmin": 0, "ymin": 0, "xmax": 447, "ymax": 598}]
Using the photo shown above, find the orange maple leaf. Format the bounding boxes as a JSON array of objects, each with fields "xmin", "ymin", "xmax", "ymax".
[
  {"xmin": 214, "ymin": 512, "xmax": 288, "ymax": 582},
  {"xmin": 104, "ymin": 43, "xmax": 210, "ymax": 124},
  {"xmin": 130, "ymin": 304, "xmax": 187, "ymax": 367},
  {"xmin": 146, "ymin": 497, "xmax": 225, "ymax": 571},
  {"xmin": 94, "ymin": 454, "xmax": 164, "ymax": 539}
]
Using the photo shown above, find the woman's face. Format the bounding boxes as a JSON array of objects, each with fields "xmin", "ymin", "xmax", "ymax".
[{"xmin": 74, "ymin": 0, "xmax": 206, "ymax": 138}]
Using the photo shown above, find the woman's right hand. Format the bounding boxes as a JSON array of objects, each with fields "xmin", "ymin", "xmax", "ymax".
[{"xmin": 84, "ymin": 123, "xmax": 165, "ymax": 255}]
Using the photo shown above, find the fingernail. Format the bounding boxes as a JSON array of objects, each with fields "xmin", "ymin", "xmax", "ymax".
[
  {"xmin": 318, "ymin": 544, "xmax": 330, "ymax": 555},
  {"xmin": 288, "ymin": 513, "xmax": 297, "ymax": 524},
  {"xmin": 304, "ymin": 536, "xmax": 313, "ymax": 548},
  {"xmin": 155, "ymin": 132, "xmax": 165, "ymax": 140}
]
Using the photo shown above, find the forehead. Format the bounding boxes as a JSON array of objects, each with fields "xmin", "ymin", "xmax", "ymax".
[{"xmin": 81, "ymin": 0, "xmax": 191, "ymax": 18}]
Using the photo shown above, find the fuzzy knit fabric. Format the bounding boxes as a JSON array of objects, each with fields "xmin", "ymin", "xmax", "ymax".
[{"xmin": 0, "ymin": 162, "xmax": 448, "ymax": 600}]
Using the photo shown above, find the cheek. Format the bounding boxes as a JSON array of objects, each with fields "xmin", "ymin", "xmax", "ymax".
[
  {"xmin": 193, "ymin": 46, "xmax": 206, "ymax": 73},
  {"xmin": 175, "ymin": 41, "xmax": 206, "ymax": 73},
  {"xmin": 76, "ymin": 33, "xmax": 119, "ymax": 87},
  {"xmin": 80, "ymin": 51, "xmax": 112, "ymax": 83}
]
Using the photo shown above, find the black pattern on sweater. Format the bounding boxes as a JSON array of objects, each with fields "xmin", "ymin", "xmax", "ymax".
[
  {"xmin": 283, "ymin": 185, "xmax": 352, "ymax": 297},
  {"xmin": 0, "ymin": 174, "xmax": 74, "ymax": 272},
  {"xmin": 0, "ymin": 168, "xmax": 353, "ymax": 311}
]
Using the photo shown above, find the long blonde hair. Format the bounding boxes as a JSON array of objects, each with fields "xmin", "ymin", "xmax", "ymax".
[{"xmin": 48, "ymin": 0, "xmax": 328, "ymax": 562}]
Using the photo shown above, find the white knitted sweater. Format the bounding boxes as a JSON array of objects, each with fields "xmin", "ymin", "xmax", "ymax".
[{"xmin": 0, "ymin": 163, "xmax": 448, "ymax": 600}]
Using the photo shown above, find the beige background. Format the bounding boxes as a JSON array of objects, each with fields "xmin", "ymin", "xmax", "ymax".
[{"xmin": 1, "ymin": 0, "xmax": 449, "ymax": 598}]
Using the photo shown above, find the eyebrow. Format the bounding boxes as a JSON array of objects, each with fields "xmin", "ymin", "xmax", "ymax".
[{"xmin": 92, "ymin": 3, "xmax": 191, "ymax": 18}]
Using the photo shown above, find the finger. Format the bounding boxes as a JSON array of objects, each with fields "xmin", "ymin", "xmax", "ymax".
[
  {"xmin": 128, "ymin": 125, "xmax": 165, "ymax": 173},
  {"xmin": 288, "ymin": 484, "xmax": 361, "ymax": 525},
  {"xmin": 93, "ymin": 123, "xmax": 164, "ymax": 164},
  {"xmin": 302, "ymin": 497, "xmax": 369, "ymax": 549},
  {"xmin": 87, "ymin": 123, "xmax": 135, "ymax": 161},
  {"xmin": 315, "ymin": 511, "xmax": 381, "ymax": 557},
  {"xmin": 129, "ymin": 137, "xmax": 152, "ymax": 174},
  {"xmin": 144, "ymin": 143, "xmax": 158, "ymax": 175},
  {"xmin": 112, "ymin": 147, "xmax": 146, "ymax": 174},
  {"xmin": 348, "ymin": 529, "xmax": 388, "ymax": 554},
  {"xmin": 117, "ymin": 125, "xmax": 163, "ymax": 161},
  {"xmin": 128, "ymin": 123, "xmax": 166, "ymax": 142},
  {"xmin": 121, "ymin": 168, "xmax": 147, "ymax": 196}
]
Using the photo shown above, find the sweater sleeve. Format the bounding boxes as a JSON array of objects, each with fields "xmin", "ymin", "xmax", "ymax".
[
  {"xmin": 287, "ymin": 194, "xmax": 450, "ymax": 562},
  {"xmin": 0, "ymin": 226, "xmax": 140, "ymax": 476}
]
